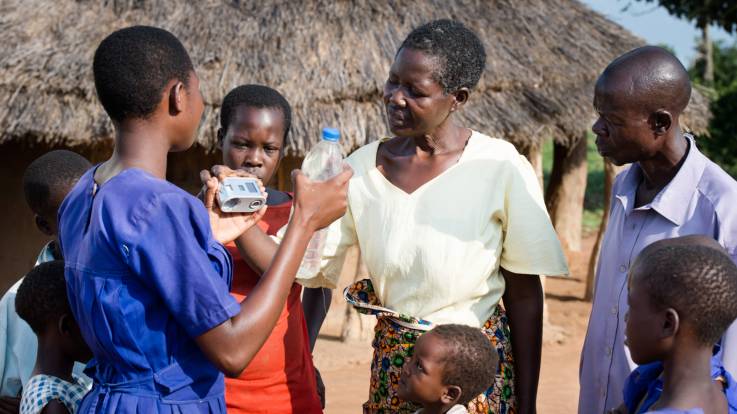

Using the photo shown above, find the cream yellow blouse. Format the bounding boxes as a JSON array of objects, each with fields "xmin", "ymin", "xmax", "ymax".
[{"xmin": 296, "ymin": 131, "xmax": 569, "ymax": 327}]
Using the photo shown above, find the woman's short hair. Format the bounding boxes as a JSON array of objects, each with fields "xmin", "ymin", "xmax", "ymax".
[{"xmin": 398, "ymin": 19, "xmax": 486, "ymax": 93}]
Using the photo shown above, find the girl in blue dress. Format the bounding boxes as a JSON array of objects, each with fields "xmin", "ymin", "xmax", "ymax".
[{"xmin": 57, "ymin": 26, "xmax": 351, "ymax": 413}]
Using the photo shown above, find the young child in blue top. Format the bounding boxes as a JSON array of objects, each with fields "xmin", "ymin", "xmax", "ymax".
[
  {"xmin": 57, "ymin": 26, "xmax": 351, "ymax": 414},
  {"xmin": 613, "ymin": 236, "xmax": 737, "ymax": 414},
  {"xmin": 16, "ymin": 260, "xmax": 91, "ymax": 414}
]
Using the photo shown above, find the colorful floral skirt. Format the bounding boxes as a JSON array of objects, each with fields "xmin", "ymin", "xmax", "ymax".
[{"xmin": 344, "ymin": 279, "xmax": 516, "ymax": 414}]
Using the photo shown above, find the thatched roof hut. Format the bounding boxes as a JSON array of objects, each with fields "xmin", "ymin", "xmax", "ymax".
[
  {"xmin": 0, "ymin": 0, "xmax": 710, "ymax": 157},
  {"xmin": 0, "ymin": 0, "xmax": 714, "ymax": 296}
]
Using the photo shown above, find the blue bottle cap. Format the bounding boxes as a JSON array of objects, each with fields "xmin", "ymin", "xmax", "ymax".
[{"xmin": 322, "ymin": 127, "xmax": 340, "ymax": 142}]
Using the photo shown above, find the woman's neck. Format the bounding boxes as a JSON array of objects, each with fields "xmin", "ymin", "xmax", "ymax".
[
  {"xmin": 33, "ymin": 335, "xmax": 75, "ymax": 383},
  {"xmin": 410, "ymin": 121, "xmax": 469, "ymax": 157}
]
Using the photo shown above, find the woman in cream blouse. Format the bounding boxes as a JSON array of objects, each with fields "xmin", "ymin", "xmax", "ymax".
[
  {"xmin": 236, "ymin": 19, "xmax": 568, "ymax": 414},
  {"xmin": 302, "ymin": 20, "xmax": 568, "ymax": 414}
]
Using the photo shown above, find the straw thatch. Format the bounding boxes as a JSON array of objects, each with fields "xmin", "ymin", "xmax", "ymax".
[{"xmin": 0, "ymin": 0, "xmax": 711, "ymax": 156}]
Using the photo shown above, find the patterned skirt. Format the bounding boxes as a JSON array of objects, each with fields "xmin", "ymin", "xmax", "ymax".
[{"xmin": 344, "ymin": 279, "xmax": 516, "ymax": 414}]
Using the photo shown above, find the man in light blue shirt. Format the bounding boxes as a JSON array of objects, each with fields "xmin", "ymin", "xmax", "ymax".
[{"xmin": 579, "ymin": 46, "xmax": 737, "ymax": 414}]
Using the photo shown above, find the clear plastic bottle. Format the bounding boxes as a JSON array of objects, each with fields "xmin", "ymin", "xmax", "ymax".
[{"xmin": 297, "ymin": 127, "xmax": 343, "ymax": 278}]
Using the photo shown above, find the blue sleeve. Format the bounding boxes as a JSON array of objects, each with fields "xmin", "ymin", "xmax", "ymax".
[{"xmin": 124, "ymin": 192, "xmax": 240, "ymax": 338}]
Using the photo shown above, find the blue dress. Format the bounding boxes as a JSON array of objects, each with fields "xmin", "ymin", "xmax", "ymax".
[{"xmin": 58, "ymin": 168, "xmax": 241, "ymax": 413}]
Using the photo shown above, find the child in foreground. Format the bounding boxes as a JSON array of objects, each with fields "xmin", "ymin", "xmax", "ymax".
[
  {"xmin": 16, "ymin": 260, "xmax": 91, "ymax": 414},
  {"xmin": 397, "ymin": 324, "xmax": 499, "ymax": 414},
  {"xmin": 618, "ymin": 236, "xmax": 737, "ymax": 414}
]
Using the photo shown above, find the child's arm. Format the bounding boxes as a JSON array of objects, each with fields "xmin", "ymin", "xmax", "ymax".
[
  {"xmin": 40, "ymin": 400, "xmax": 70, "ymax": 414},
  {"xmin": 0, "ymin": 396, "xmax": 19, "ymax": 414},
  {"xmin": 233, "ymin": 226, "xmax": 278, "ymax": 274},
  {"xmin": 195, "ymin": 168, "xmax": 352, "ymax": 378},
  {"xmin": 302, "ymin": 288, "xmax": 332, "ymax": 351}
]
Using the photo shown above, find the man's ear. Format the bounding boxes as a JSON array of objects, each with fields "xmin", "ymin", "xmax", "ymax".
[
  {"xmin": 661, "ymin": 308, "xmax": 680, "ymax": 339},
  {"xmin": 169, "ymin": 80, "xmax": 186, "ymax": 116},
  {"xmin": 649, "ymin": 110, "xmax": 672, "ymax": 135},
  {"xmin": 441, "ymin": 385, "xmax": 462, "ymax": 405},
  {"xmin": 35, "ymin": 215, "xmax": 53, "ymax": 237},
  {"xmin": 450, "ymin": 88, "xmax": 470, "ymax": 112}
]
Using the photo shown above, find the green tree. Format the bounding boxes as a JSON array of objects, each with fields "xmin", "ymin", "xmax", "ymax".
[
  {"xmin": 690, "ymin": 40, "xmax": 737, "ymax": 91},
  {"xmin": 635, "ymin": 0, "xmax": 736, "ymax": 33},
  {"xmin": 632, "ymin": 0, "xmax": 737, "ymax": 86},
  {"xmin": 699, "ymin": 83, "xmax": 737, "ymax": 177},
  {"xmin": 693, "ymin": 40, "xmax": 737, "ymax": 178}
]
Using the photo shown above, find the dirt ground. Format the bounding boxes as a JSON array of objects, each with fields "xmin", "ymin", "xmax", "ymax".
[{"xmin": 313, "ymin": 234, "xmax": 596, "ymax": 414}]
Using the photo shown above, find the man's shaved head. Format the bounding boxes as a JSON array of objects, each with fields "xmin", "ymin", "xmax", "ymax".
[{"xmin": 597, "ymin": 46, "xmax": 691, "ymax": 115}]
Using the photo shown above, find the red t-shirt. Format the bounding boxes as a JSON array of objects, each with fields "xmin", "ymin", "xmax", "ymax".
[{"xmin": 224, "ymin": 197, "xmax": 322, "ymax": 414}]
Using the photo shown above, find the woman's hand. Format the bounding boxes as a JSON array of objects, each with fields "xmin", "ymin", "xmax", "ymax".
[
  {"xmin": 291, "ymin": 164, "xmax": 353, "ymax": 232},
  {"xmin": 200, "ymin": 167, "xmax": 267, "ymax": 245}
]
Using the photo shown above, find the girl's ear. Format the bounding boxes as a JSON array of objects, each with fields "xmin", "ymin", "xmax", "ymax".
[
  {"xmin": 168, "ymin": 80, "xmax": 186, "ymax": 115},
  {"xmin": 450, "ymin": 88, "xmax": 470, "ymax": 112},
  {"xmin": 662, "ymin": 308, "xmax": 680, "ymax": 339}
]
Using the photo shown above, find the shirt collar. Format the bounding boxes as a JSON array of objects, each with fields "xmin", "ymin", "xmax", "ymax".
[{"xmin": 614, "ymin": 134, "xmax": 707, "ymax": 226}]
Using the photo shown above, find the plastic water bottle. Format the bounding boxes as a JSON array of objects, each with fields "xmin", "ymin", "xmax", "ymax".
[{"xmin": 298, "ymin": 127, "xmax": 344, "ymax": 278}]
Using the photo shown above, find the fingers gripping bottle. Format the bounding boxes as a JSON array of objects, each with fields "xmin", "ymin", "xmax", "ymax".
[{"xmin": 298, "ymin": 127, "xmax": 344, "ymax": 278}]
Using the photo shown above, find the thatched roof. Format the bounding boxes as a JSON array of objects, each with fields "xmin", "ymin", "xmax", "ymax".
[{"xmin": 0, "ymin": 0, "xmax": 711, "ymax": 156}]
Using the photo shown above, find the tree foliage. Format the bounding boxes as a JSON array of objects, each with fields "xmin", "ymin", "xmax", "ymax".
[
  {"xmin": 690, "ymin": 40, "xmax": 737, "ymax": 91},
  {"xmin": 634, "ymin": 0, "xmax": 737, "ymax": 32},
  {"xmin": 692, "ymin": 40, "xmax": 737, "ymax": 178}
]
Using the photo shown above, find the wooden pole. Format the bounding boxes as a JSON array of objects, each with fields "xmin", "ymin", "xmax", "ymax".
[
  {"xmin": 545, "ymin": 134, "xmax": 588, "ymax": 252},
  {"xmin": 584, "ymin": 160, "xmax": 624, "ymax": 301}
]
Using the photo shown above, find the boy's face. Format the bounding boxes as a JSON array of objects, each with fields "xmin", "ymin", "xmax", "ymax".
[
  {"xmin": 220, "ymin": 106, "xmax": 285, "ymax": 185},
  {"xmin": 397, "ymin": 332, "xmax": 455, "ymax": 406},
  {"xmin": 625, "ymin": 275, "xmax": 666, "ymax": 365},
  {"xmin": 34, "ymin": 186, "xmax": 73, "ymax": 238}
]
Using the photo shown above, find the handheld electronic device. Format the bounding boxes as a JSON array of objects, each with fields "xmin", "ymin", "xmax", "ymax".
[{"xmin": 217, "ymin": 177, "xmax": 266, "ymax": 213}]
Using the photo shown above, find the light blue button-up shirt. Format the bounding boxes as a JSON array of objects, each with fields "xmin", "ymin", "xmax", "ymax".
[{"xmin": 579, "ymin": 136, "xmax": 737, "ymax": 414}]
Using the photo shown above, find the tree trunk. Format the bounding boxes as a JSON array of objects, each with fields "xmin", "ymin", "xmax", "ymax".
[
  {"xmin": 702, "ymin": 24, "xmax": 715, "ymax": 87},
  {"xmin": 544, "ymin": 135, "xmax": 588, "ymax": 252},
  {"xmin": 584, "ymin": 161, "xmax": 624, "ymax": 301},
  {"xmin": 523, "ymin": 142, "xmax": 544, "ymax": 190}
]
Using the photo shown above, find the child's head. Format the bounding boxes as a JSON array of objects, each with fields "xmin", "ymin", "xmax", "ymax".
[
  {"xmin": 93, "ymin": 25, "xmax": 203, "ymax": 151},
  {"xmin": 626, "ymin": 236, "xmax": 737, "ymax": 365},
  {"xmin": 23, "ymin": 150, "xmax": 91, "ymax": 237},
  {"xmin": 15, "ymin": 260, "xmax": 91, "ymax": 363},
  {"xmin": 217, "ymin": 84, "xmax": 292, "ymax": 186},
  {"xmin": 398, "ymin": 324, "xmax": 498, "ymax": 409}
]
